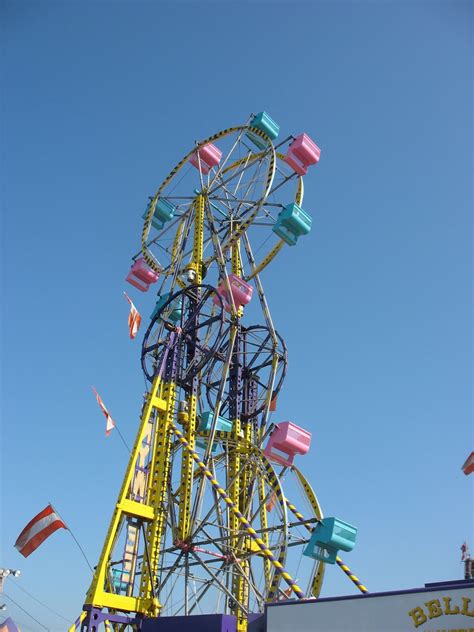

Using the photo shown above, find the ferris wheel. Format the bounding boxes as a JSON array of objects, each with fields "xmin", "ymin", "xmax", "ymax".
[{"xmin": 74, "ymin": 113, "xmax": 365, "ymax": 632}]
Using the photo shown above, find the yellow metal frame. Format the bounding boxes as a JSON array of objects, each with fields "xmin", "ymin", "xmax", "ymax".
[
  {"xmin": 83, "ymin": 373, "xmax": 173, "ymax": 616},
  {"xmin": 138, "ymin": 377, "xmax": 177, "ymax": 615},
  {"xmin": 176, "ymin": 194, "xmax": 204, "ymax": 542}
]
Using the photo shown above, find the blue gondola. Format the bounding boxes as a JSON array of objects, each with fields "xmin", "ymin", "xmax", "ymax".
[
  {"xmin": 142, "ymin": 198, "xmax": 176, "ymax": 230},
  {"xmin": 196, "ymin": 412, "xmax": 233, "ymax": 453},
  {"xmin": 198, "ymin": 411, "xmax": 233, "ymax": 433},
  {"xmin": 111, "ymin": 568, "xmax": 128, "ymax": 592},
  {"xmin": 303, "ymin": 517, "xmax": 357, "ymax": 565},
  {"xmin": 246, "ymin": 111, "xmax": 280, "ymax": 150},
  {"xmin": 150, "ymin": 293, "xmax": 182, "ymax": 323},
  {"xmin": 272, "ymin": 202, "xmax": 312, "ymax": 246}
]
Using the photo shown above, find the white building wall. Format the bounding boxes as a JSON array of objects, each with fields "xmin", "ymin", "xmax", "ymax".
[{"xmin": 266, "ymin": 583, "xmax": 474, "ymax": 632}]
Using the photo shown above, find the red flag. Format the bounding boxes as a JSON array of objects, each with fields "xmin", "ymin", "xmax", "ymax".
[
  {"xmin": 92, "ymin": 387, "xmax": 116, "ymax": 436},
  {"xmin": 266, "ymin": 491, "xmax": 277, "ymax": 512},
  {"xmin": 269, "ymin": 396, "xmax": 277, "ymax": 412},
  {"xmin": 123, "ymin": 292, "xmax": 142, "ymax": 340},
  {"xmin": 279, "ymin": 586, "xmax": 294, "ymax": 600},
  {"xmin": 462, "ymin": 452, "xmax": 474, "ymax": 476},
  {"xmin": 14, "ymin": 504, "xmax": 66, "ymax": 558}
]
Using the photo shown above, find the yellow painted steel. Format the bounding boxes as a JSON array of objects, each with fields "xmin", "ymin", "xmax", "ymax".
[
  {"xmin": 257, "ymin": 476, "xmax": 272, "ymax": 593},
  {"xmin": 193, "ymin": 194, "xmax": 205, "ymax": 283},
  {"xmin": 231, "ymin": 228, "xmax": 244, "ymax": 319},
  {"xmin": 117, "ymin": 499, "xmax": 154, "ymax": 520},
  {"xmin": 82, "ymin": 373, "xmax": 180, "ymax": 618},
  {"xmin": 265, "ymin": 451, "xmax": 289, "ymax": 602},
  {"xmin": 234, "ymin": 422, "xmax": 255, "ymax": 632},
  {"xmin": 231, "ymin": 230, "xmax": 243, "ymax": 277},
  {"xmin": 245, "ymin": 240, "xmax": 284, "ymax": 282},
  {"xmin": 176, "ymin": 392, "xmax": 197, "ymax": 543},
  {"xmin": 229, "ymin": 416, "xmax": 244, "ymax": 631},
  {"xmin": 291, "ymin": 466, "xmax": 325, "ymax": 598},
  {"xmin": 138, "ymin": 378, "xmax": 178, "ymax": 615},
  {"xmin": 296, "ymin": 174, "xmax": 304, "ymax": 205},
  {"xmin": 84, "ymin": 376, "xmax": 167, "ymax": 614},
  {"xmin": 166, "ymin": 215, "xmax": 187, "ymax": 290},
  {"xmin": 177, "ymin": 195, "xmax": 204, "ymax": 542},
  {"xmin": 69, "ymin": 611, "xmax": 86, "ymax": 632},
  {"xmin": 229, "ymin": 243, "xmax": 248, "ymax": 630},
  {"xmin": 335, "ymin": 556, "xmax": 369, "ymax": 594},
  {"xmin": 121, "ymin": 401, "xmax": 156, "ymax": 596}
]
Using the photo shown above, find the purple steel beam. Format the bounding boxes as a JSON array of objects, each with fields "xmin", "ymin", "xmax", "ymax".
[
  {"xmin": 81, "ymin": 607, "xmax": 143, "ymax": 630},
  {"xmin": 229, "ymin": 323, "xmax": 242, "ymax": 421}
]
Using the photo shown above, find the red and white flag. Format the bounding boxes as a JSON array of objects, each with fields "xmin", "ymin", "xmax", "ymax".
[
  {"xmin": 461, "ymin": 542, "xmax": 469, "ymax": 561},
  {"xmin": 279, "ymin": 585, "xmax": 294, "ymax": 600},
  {"xmin": 92, "ymin": 387, "xmax": 116, "ymax": 436},
  {"xmin": 14, "ymin": 504, "xmax": 66, "ymax": 558},
  {"xmin": 123, "ymin": 292, "xmax": 142, "ymax": 340},
  {"xmin": 266, "ymin": 491, "xmax": 277, "ymax": 512},
  {"xmin": 462, "ymin": 451, "xmax": 474, "ymax": 476}
]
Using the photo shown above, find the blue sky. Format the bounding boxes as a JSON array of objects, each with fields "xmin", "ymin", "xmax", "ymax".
[{"xmin": 1, "ymin": 1, "xmax": 472, "ymax": 629}]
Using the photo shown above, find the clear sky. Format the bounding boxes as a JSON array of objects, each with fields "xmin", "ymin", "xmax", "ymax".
[{"xmin": 1, "ymin": 1, "xmax": 472, "ymax": 630}]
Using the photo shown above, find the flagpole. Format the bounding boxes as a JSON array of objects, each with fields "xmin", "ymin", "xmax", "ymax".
[
  {"xmin": 114, "ymin": 425, "xmax": 131, "ymax": 454},
  {"xmin": 50, "ymin": 504, "xmax": 94, "ymax": 573}
]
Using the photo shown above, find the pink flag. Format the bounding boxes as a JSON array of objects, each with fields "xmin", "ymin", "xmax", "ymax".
[
  {"xmin": 14, "ymin": 504, "xmax": 66, "ymax": 558},
  {"xmin": 123, "ymin": 292, "xmax": 142, "ymax": 340},
  {"xmin": 92, "ymin": 387, "xmax": 116, "ymax": 436}
]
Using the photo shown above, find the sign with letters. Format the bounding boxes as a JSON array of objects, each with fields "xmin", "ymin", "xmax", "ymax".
[{"xmin": 265, "ymin": 583, "xmax": 474, "ymax": 632}]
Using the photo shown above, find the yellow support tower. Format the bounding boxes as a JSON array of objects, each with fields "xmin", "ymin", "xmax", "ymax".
[
  {"xmin": 138, "ymin": 377, "xmax": 178, "ymax": 615},
  {"xmin": 228, "ymin": 232, "xmax": 247, "ymax": 632},
  {"xmin": 84, "ymin": 375, "xmax": 170, "ymax": 615},
  {"xmin": 177, "ymin": 194, "xmax": 205, "ymax": 545}
]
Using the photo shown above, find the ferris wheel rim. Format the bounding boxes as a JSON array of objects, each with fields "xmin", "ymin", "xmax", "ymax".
[
  {"xmin": 154, "ymin": 446, "xmax": 296, "ymax": 615},
  {"xmin": 203, "ymin": 323, "xmax": 288, "ymax": 422},
  {"xmin": 141, "ymin": 124, "xmax": 278, "ymax": 275},
  {"xmin": 141, "ymin": 284, "xmax": 225, "ymax": 383}
]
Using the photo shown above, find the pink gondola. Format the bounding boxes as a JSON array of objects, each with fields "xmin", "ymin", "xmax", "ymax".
[
  {"xmin": 284, "ymin": 133, "xmax": 321, "ymax": 176},
  {"xmin": 189, "ymin": 143, "xmax": 222, "ymax": 174},
  {"xmin": 263, "ymin": 422, "xmax": 312, "ymax": 467},
  {"xmin": 126, "ymin": 258, "xmax": 160, "ymax": 293},
  {"xmin": 214, "ymin": 274, "xmax": 253, "ymax": 310}
]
